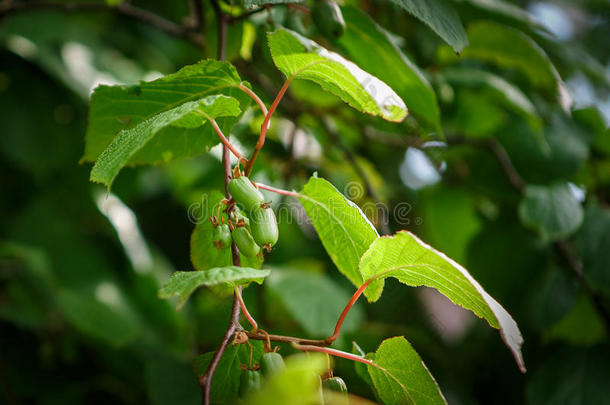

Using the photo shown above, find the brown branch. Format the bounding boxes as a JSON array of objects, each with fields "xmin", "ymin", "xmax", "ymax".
[
  {"xmin": 0, "ymin": 1, "xmax": 204, "ymax": 46},
  {"xmin": 228, "ymin": 3, "xmax": 309, "ymax": 24},
  {"xmin": 244, "ymin": 331, "xmax": 327, "ymax": 346},
  {"xmin": 199, "ymin": 6, "xmax": 240, "ymax": 404}
]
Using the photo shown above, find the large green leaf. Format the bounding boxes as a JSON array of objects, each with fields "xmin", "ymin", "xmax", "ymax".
[
  {"xmin": 387, "ymin": 0, "xmax": 468, "ymax": 53},
  {"xmin": 299, "ymin": 176, "xmax": 379, "ymax": 288},
  {"xmin": 267, "ymin": 28, "xmax": 407, "ymax": 122},
  {"xmin": 90, "ymin": 95, "xmax": 241, "ymax": 188},
  {"xmin": 83, "ymin": 60, "xmax": 249, "ymax": 163},
  {"xmin": 578, "ymin": 205, "xmax": 610, "ymax": 293},
  {"xmin": 367, "ymin": 337, "xmax": 446, "ymax": 405},
  {"xmin": 440, "ymin": 21, "xmax": 571, "ymax": 110},
  {"xmin": 453, "ymin": 0, "xmax": 548, "ymax": 32},
  {"xmin": 359, "ymin": 231, "xmax": 525, "ymax": 372},
  {"xmin": 338, "ymin": 6, "xmax": 440, "ymax": 129},
  {"xmin": 158, "ymin": 267, "xmax": 271, "ymax": 308},
  {"xmin": 265, "ymin": 268, "xmax": 364, "ymax": 337},
  {"xmin": 518, "ymin": 183, "xmax": 584, "ymax": 241},
  {"xmin": 441, "ymin": 68, "xmax": 542, "ymax": 133}
]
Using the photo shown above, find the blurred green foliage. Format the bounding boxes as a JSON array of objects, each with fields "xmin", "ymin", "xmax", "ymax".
[{"xmin": 1, "ymin": 0, "xmax": 609, "ymax": 404}]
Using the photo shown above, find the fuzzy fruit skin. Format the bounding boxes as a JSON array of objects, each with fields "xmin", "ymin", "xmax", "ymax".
[
  {"xmin": 239, "ymin": 370, "xmax": 262, "ymax": 397},
  {"xmin": 313, "ymin": 0, "xmax": 345, "ymax": 38},
  {"xmin": 229, "ymin": 177, "xmax": 265, "ymax": 211},
  {"xmin": 232, "ymin": 226, "xmax": 261, "ymax": 257},
  {"xmin": 213, "ymin": 224, "xmax": 232, "ymax": 249},
  {"xmin": 323, "ymin": 377, "xmax": 348, "ymax": 394},
  {"xmin": 260, "ymin": 352, "xmax": 285, "ymax": 376},
  {"xmin": 250, "ymin": 207, "xmax": 279, "ymax": 248}
]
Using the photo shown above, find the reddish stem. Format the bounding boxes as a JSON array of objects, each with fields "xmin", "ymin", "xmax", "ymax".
[
  {"xmin": 255, "ymin": 182, "xmax": 300, "ymax": 198},
  {"xmin": 239, "ymin": 83, "xmax": 269, "ymax": 121},
  {"xmin": 327, "ymin": 278, "xmax": 373, "ymax": 343},
  {"xmin": 210, "ymin": 118, "xmax": 245, "ymax": 161},
  {"xmin": 235, "ymin": 286, "xmax": 258, "ymax": 331},
  {"xmin": 244, "ymin": 76, "xmax": 295, "ymax": 176},
  {"xmin": 291, "ymin": 343, "xmax": 375, "ymax": 367}
]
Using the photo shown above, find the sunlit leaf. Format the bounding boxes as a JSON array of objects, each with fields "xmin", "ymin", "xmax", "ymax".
[
  {"xmin": 268, "ymin": 28, "xmax": 407, "ymax": 122},
  {"xmin": 158, "ymin": 267, "xmax": 271, "ymax": 308},
  {"xmin": 359, "ymin": 231, "xmax": 525, "ymax": 372},
  {"xmin": 299, "ymin": 176, "xmax": 379, "ymax": 288},
  {"xmin": 90, "ymin": 95, "xmax": 241, "ymax": 188}
]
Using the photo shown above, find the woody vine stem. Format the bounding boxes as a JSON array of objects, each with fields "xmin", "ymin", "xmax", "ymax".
[{"xmin": 198, "ymin": 3, "xmax": 373, "ymax": 404}]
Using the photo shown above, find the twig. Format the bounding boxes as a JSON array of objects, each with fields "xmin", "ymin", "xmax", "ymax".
[
  {"xmin": 327, "ymin": 279, "xmax": 372, "ymax": 343},
  {"xmin": 322, "ymin": 118, "xmax": 391, "ymax": 235},
  {"xmin": 244, "ymin": 331, "xmax": 327, "ymax": 346},
  {"xmin": 244, "ymin": 76, "xmax": 294, "ymax": 176},
  {"xmin": 0, "ymin": 1, "xmax": 204, "ymax": 46},
  {"xmin": 209, "ymin": 118, "xmax": 245, "ymax": 161},
  {"xmin": 254, "ymin": 182, "xmax": 300, "ymax": 197},
  {"xmin": 199, "ymin": 8, "xmax": 240, "ymax": 405},
  {"xmin": 291, "ymin": 343, "xmax": 377, "ymax": 367},
  {"xmin": 235, "ymin": 285, "xmax": 258, "ymax": 331}
]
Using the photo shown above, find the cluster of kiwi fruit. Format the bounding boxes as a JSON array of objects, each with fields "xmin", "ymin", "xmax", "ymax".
[{"xmin": 210, "ymin": 174, "xmax": 278, "ymax": 257}]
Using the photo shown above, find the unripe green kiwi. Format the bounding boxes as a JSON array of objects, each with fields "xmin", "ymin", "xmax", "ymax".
[
  {"xmin": 239, "ymin": 369, "xmax": 262, "ymax": 397},
  {"xmin": 250, "ymin": 207, "xmax": 279, "ymax": 249},
  {"xmin": 213, "ymin": 223, "xmax": 232, "ymax": 249},
  {"xmin": 232, "ymin": 226, "xmax": 261, "ymax": 258},
  {"xmin": 323, "ymin": 376, "xmax": 348, "ymax": 394},
  {"xmin": 260, "ymin": 352, "xmax": 285, "ymax": 376},
  {"xmin": 229, "ymin": 177, "xmax": 265, "ymax": 211}
]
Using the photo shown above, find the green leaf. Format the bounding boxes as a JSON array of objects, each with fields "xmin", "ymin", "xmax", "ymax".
[
  {"xmin": 192, "ymin": 345, "xmax": 242, "ymax": 404},
  {"xmin": 440, "ymin": 21, "xmax": 571, "ymax": 111},
  {"xmin": 518, "ymin": 183, "xmax": 584, "ymax": 241},
  {"xmin": 359, "ymin": 231, "xmax": 525, "ymax": 372},
  {"xmin": 387, "ymin": 0, "xmax": 468, "ymax": 53},
  {"xmin": 367, "ymin": 337, "xmax": 446, "ymax": 405},
  {"xmin": 441, "ymin": 68, "xmax": 542, "ymax": 133},
  {"xmin": 83, "ymin": 60, "xmax": 249, "ymax": 163},
  {"xmin": 265, "ymin": 268, "xmax": 364, "ymax": 337},
  {"xmin": 299, "ymin": 176, "xmax": 379, "ymax": 288},
  {"xmin": 267, "ymin": 28, "xmax": 407, "ymax": 122},
  {"xmin": 57, "ymin": 289, "xmax": 139, "ymax": 347},
  {"xmin": 90, "ymin": 95, "xmax": 241, "ymax": 188},
  {"xmin": 338, "ymin": 6, "xmax": 440, "ymax": 129},
  {"xmin": 158, "ymin": 267, "xmax": 271, "ymax": 308},
  {"xmin": 578, "ymin": 205, "xmax": 610, "ymax": 293},
  {"xmin": 244, "ymin": 354, "xmax": 326, "ymax": 405},
  {"xmin": 526, "ymin": 346, "xmax": 610, "ymax": 405}
]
